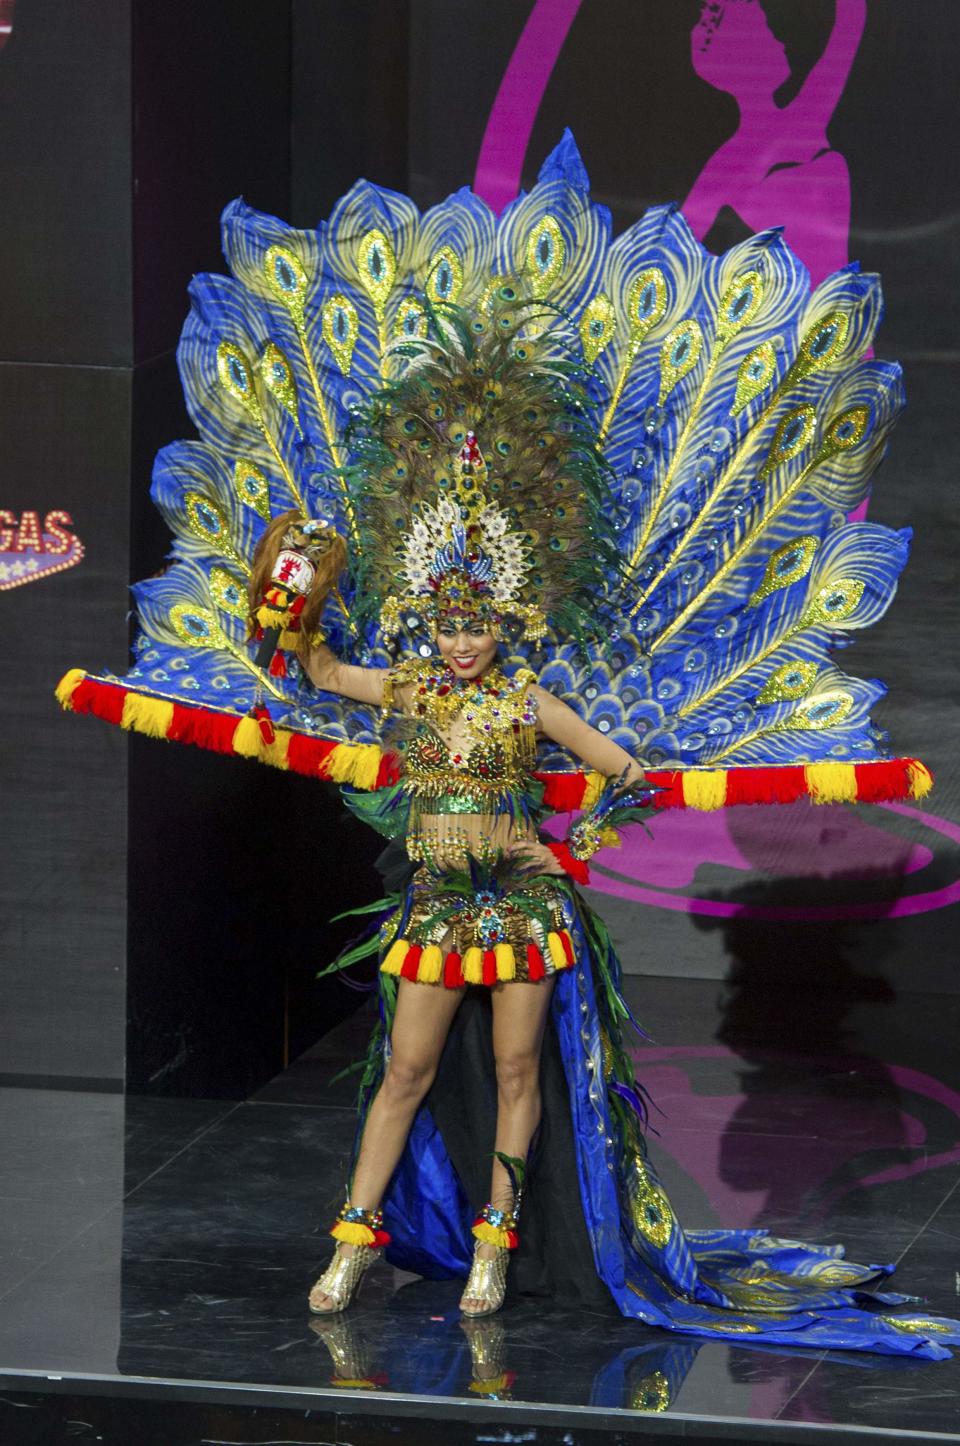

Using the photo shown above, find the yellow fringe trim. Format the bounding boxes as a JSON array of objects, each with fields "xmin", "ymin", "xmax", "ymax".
[
  {"xmin": 381, "ymin": 939, "xmax": 409, "ymax": 976},
  {"xmin": 121, "ymin": 693, "xmax": 174, "ymax": 738},
  {"xmin": 261, "ymin": 729, "xmax": 291, "ymax": 771},
  {"xmin": 494, "ymin": 943, "xmax": 516, "ymax": 980},
  {"xmin": 582, "ymin": 770, "xmax": 606, "ymax": 810},
  {"xmin": 232, "ymin": 715, "xmax": 264, "ymax": 757},
  {"xmin": 462, "ymin": 947, "xmax": 484, "ymax": 984},
  {"xmin": 418, "ymin": 944, "xmax": 443, "ymax": 984},
  {"xmin": 682, "ymin": 770, "xmax": 728, "ymax": 811},
  {"xmin": 907, "ymin": 760, "xmax": 933, "ymax": 800},
  {"xmin": 598, "ymin": 826, "xmax": 621, "ymax": 848},
  {"xmin": 805, "ymin": 762, "xmax": 857, "ymax": 804},
  {"xmin": 546, "ymin": 931, "xmax": 568, "ymax": 971},
  {"xmin": 330, "ymin": 1220, "xmax": 376, "ymax": 1247},
  {"xmin": 55, "ymin": 668, "xmax": 86, "ymax": 709},
  {"xmin": 255, "ymin": 605, "xmax": 288, "ymax": 630},
  {"xmin": 472, "ymin": 1220, "xmax": 514, "ymax": 1248},
  {"xmin": 278, "ymin": 628, "xmax": 301, "ymax": 651},
  {"xmin": 324, "ymin": 742, "xmax": 384, "ymax": 792}
]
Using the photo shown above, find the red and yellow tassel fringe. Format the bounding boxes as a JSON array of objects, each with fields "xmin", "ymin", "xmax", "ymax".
[
  {"xmin": 57, "ymin": 670, "xmax": 933, "ymax": 809},
  {"xmin": 535, "ymin": 759, "xmax": 933, "ymax": 812},
  {"xmin": 380, "ymin": 930, "xmax": 575, "ymax": 988},
  {"xmin": 471, "ymin": 1218, "xmax": 519, "ymax": 1249},
  {"xmin": 329, "ymin": 1219, "xmax": 391, "ymax": 1249},
  {"xmin": 55, "ymin": 670, "xmax": 399, "ymax": 791}
]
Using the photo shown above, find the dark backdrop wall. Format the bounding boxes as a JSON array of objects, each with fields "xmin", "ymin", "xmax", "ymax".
[
  {"xmin": 0, "ymin": 0, "xmax": 131, "ymax": 1087},
  {"xmin": 1, "ymin": 1, "xmax": 404, "ymax": 1096},
  {"xmin": 2, "ymin": 0, "xmax": 957, "ymax": 1099}
]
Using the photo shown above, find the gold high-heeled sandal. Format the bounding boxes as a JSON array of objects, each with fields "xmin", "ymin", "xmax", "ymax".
[
  {"xmin": 308, "ymin": 1241, "xmax": 379, "ymax": 1314},
  {"xmin": 460, "ymin": 1238, "xmax": 510, "ymax": 1317},
  {"xmin": 308, "ymin": 1202, "xmax": 390, "ymax": 1315},
  {"xmin": 461, "ymin": 1185, "xmax": 522, "ymax": 1318}
]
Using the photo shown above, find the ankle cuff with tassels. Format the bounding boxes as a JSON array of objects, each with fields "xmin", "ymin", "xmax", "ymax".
[
  {"xmin": 330, "ymin": 1203, "xmax": 391, "ymax": 1248},
  {"xmin": 471, "ymin": 1202, "xmax": 519, "ymax": 1250}
]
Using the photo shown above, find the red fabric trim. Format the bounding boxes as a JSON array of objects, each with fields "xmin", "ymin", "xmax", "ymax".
[
  {"xmin": 527, "ymin": 944, "xmax": 545, "ymax": 982},
  {"xmin": 644, "ymin": 769, "xmax": 683, "ymax": 809},
  {"xmin": 375, "ymin": 750, "xmax": 403, "ymax": 788},
  {"xmin": 853, "ymin": 758, "xmax": 911, "ymax": 803},
  {"xmin": 286, "ymin": 734, "xmax": 339, "ymax": 777},
  {"xmin": 71, "ymin": 677, "xmax": 128, "ymax": 726},
  {"xmin": 66, "ymin": 677, "xmax": 931, "ymax": 808},
  {"xmin": 546, "ymin": 840, "xmax": 590, "ymax": 885},
  {"xmin": 534, "ymin": 771, "xmax": 588, "ymax": 811},
  {"xmin": 726, "ymin": 765, "xmax": 806, "ymax": 806},
  {"xmin": 559, "ymin": 930, "xmax": 575, "ymax": 966},
  {"xmin": 443, "ymin": 951, "xmax": 465, "ymax": 989},
  {"xmin": 482, "ymin": 950, "xmax": 498, "ymax": 986},
  {"xmin": 167, "ymin": 705, "xmax": 240, "ymax": 754},
  {"xmin": 400, "ymin": 945, "xmax": 423, "ymax": 982}
]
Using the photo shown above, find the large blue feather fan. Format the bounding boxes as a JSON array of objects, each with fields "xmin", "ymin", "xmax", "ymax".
[{"xmin": 116, "ymin": 130, "xmax": 908, "ymax": 770}]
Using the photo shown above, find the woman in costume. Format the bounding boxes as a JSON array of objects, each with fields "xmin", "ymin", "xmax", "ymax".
[
  {"xmin": 58, "ymin": 133, "xmax": 960, "ymax": 1356},
  {"xmin": 297, "ymin": 425, "xmax": 650, "ymax": 1315}
]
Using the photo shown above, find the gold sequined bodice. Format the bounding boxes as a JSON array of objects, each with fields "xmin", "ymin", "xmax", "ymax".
[{"xmin": 383, "ymin": 658, "xmax": 539, "ymax": 870}]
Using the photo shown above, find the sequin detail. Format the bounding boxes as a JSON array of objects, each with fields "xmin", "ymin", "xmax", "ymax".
[
  {"xmin": 260, "ymin": 343, "xmax": 299, "ymax": 425},
  {"xmin": 580, "ymin": 293, "xmax": 616, "ymax": 363},
  {"xmin": 525, "ymin": 215, "xmax": 565, "ymax": 298},
  {"xmin": 233, "ymin": 459, "xmax": 271, "ymax": 518},
  {"xmin": 732, "ymin": 340, "xmax": 777, "ymax": 416},
  {"xmin": 755, "ymin": 660, "xmax": 818, "ymax": 704},
  {"xmin": 749, "ymin": 537, "xmax": 818, "ymax": 605},
  {"xmin": 357, "ymin": 229, "xmax": 396, "ymax": 319},
  {"xmin": 626, "ymin": 1154, "xmax": 675, "ymax": 1249},
  {"xmin": 759, "ymin": 405, "xmax": 817, "ymax": 477},
  {"xmin": 322, "ymin": 293, "xmax": 359, "ymax": 375},
  {"xmin": 659, "ymin": 320, "xmax": 703, "ymax": 403}
]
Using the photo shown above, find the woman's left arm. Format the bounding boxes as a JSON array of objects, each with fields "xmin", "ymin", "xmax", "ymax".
[
  {"xmin": 506, "ymin": 685, "xmax": 647, "ymax": 882},
  {"xmin": 530, "ymin": 684, "xmax": 645, "ymax": 787}
]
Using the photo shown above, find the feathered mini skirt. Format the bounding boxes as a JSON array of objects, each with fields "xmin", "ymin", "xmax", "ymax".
[{"xmin": 379, "ymin": 869, "xmax": 577, "ymax": 988}]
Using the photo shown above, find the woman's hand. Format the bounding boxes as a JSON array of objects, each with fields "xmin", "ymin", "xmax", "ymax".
[{"xmin": 505, "ymin": 839, "xmax": 567, "ymax": 876}]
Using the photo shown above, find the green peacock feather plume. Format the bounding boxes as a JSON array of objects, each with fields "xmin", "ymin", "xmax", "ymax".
[{"xmin": 343, "ymin": 286, "xmax": 619, "ymax": 647}]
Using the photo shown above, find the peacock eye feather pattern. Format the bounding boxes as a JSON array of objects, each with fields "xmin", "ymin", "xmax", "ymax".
[{"xmin": 61, "ymin": 129, "xmax": 915, "ymax": 789}]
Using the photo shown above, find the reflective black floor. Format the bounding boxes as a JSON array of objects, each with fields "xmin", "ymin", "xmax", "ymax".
[{"xmin": 2, "ymin": 977, "xmax": 960, "ymax": 1443}]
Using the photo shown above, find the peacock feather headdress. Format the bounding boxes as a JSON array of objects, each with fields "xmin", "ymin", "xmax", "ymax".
[{"xmin": 345, "ymin": 288, "xmax": 617, "ymax": 644}]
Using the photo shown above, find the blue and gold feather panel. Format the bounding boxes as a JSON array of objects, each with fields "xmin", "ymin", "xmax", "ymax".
[
  {"xmin": 495, "ymin": 129, "xmax": 612, "ymax": 326},
  {"xmin": 152, "ymin": 440, "xmax": 268, "ymax": 573},
  {"xmin": 413, "ymin": 187, "xmax": 497, "ymax": 307}
]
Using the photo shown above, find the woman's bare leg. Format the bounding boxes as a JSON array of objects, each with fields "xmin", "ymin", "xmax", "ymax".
[
  {"xmin": 460, "ymin": 975, "xmax": 555, "ymax": 1312},
  {"xmin": 312, "ymin": 976, "xmax": 464, "ymax": 1310}
]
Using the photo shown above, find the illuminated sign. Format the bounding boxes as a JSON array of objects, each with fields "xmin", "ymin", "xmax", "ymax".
[{"xmin": 0, "ymin": 509, "xmax": 85, "ymax": 590}]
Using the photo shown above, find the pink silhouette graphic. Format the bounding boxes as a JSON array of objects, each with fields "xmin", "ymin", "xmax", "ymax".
[
  {"xmin": 685, "ymin": 0, "xmax": 866, "ymax": 290},
  {"xmin": 475, "ymin": 0, "xmax": 865, "ymax": 292},
  {"xmin": 474, "ymin": 0, "xmax": 582, "ymax": 215}
]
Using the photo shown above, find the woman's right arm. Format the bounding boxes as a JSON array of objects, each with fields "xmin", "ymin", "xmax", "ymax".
[{"xmin": 304, "ymin": 641, "xmax": 388, "ymax": 708}]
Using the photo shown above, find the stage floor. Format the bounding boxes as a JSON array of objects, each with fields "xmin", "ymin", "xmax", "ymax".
[{"xmin": 2, "ymin": 976, "xmax": 960, "ymax": 1444}]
